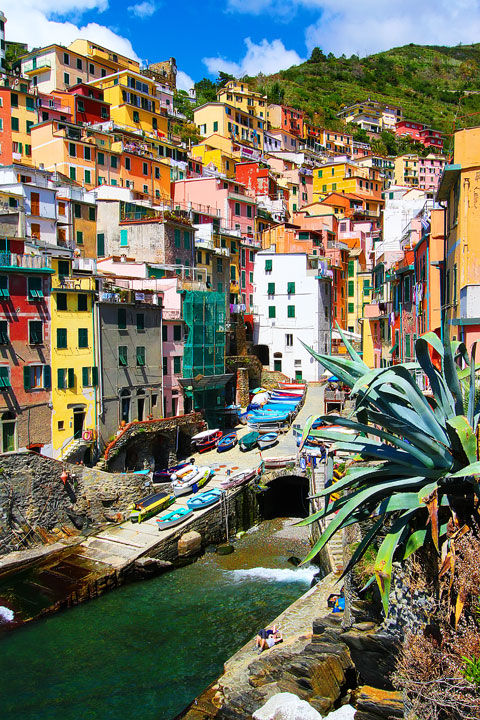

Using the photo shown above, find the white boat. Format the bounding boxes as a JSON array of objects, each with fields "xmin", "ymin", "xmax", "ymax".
[
  {"xmin": 170, "ymin": 463, "xmax": 196, "ymax": 481},
  {"xmin": 264, "ymin": 455, "xmax": 297, "ymax": 469},
  {"xmin": 171, "ymin": 466, "xmax": 212, "ymax": 496},
  {"xmin": 220, "ymin": 467, "xmax": 256, "ymax": 489}
]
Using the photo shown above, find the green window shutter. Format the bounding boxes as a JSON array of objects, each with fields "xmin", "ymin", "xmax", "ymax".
[
  {"xmin": 118, "ymin": 308, "xmax": 126, "ymax": 329},
  {"xmin": 268, "ymin": 306, "xmax": 276, "ymax": 318},
  {"xmin": 348, "ymin": 280, "xmax": 355, "ymax": 297},
  {"xmin": 265, "ymin": 259, "xmax": 272, "ymax": 272},
  {"xmin": 57, "ymin": 328, "xmax": 67, "ymax": 348},
  {"xmin": 173, "ymin": 325, "xmax": 181, "ymax": 341},
  {"xmin": 0, "ymin": 366, "xmax": 10, "ymax": 387},
  {"xmin": 57, "ymin": 293, "xmax": 67, "ymax": 310},
  {"xmin": 29, "ymin": 321, "xmax": 42, "ymax": 344},
  {"xmin": 97, "ymin": 233, "xmax": 105, "ymax": 257},
  {"xmin": 76, "ymin": 230, "xmax": 83, "ymax": 245},
  {"xmin": 28, "ymin": 277, "xmax": 43, "ymax": 298},
  {"xmin": 267, "ymin": 282, "xmax": 275, "ymax": 295},
  {"xmin": 0, "ymin": 276, "xmax": 9, "ymax": 297},
  {"xmin": 348, "ymin": 302, "xmax": 354, "ymax": 313},
  {"xmin": 23, "ymin": 366, "xmax": 31, "ymax": 391},
  {"xmin": 163, "ymin": 357, "xmax": 168, "ymax": 375},
  {"xmin": 174, "ymin": 229, "xmax": 181, "ymax": 247},
  {"xmin": 318, "ymin": 169, "xmax": 323, "ymax": 178},
  {"xmin": 287, "ymin": 305, "xmax": 295, "ymax": 318},
  {"xmin": 85, "ymin": 170, "xmax": 91, "ymax": 184},
  {"xmin": 241, "ymin": 270, "xmax": 246, "ymax": 287},
  {"xmin": 173, "ymin": 356, "xmax": 181, "ymax": 374},
  {"xmin": 68, "ymin": 368, "xmax": 75, "ymax": 388},
  {"xmin": 78, "ymin": 328, "xmax": 88, "ymax": 348},
  {"xmin": 43, "ymin": 365, "xmax": 51, "ymax": 389},
  {"xmin": 57, "ymin": 368, "xmax": 65, "ymax": 389},
  {"xmin": 78, "ymin": 294, "xmax": 88, "ymax": 311},
  {"xmin": 89, "ymin": 207, "xmax": 96, "ymax": 221},
  {"xmin": 69, "ymin": 167, "xmax": 76, "ymax": 181},
  {"xmin": 92, "ymin": 367, "xmax": 98, "ymax": 386},
  {"xmin": 74, "ymin": 204, "xmax": 81, "ymax": 219},
  {"xmin": 82, "ymin": 367, "xmax": 89, "ymax": 387},
  {"xmin": 136, "ymin": 313, "xmax": 145, "ymax": 331},
  {"xmin": 119, "ymin": 346, "xmax": 128, "ymax": 366},
  {"xmin": 120, "ymin": 229, "xmax": 128, "ymax": 247},
  {"xmin": 58, "ymin": 260, "xmax": 70, "ymax": 278},
  {"xmin": 183, "ymin": 231, "xmax": 190, "ymax": 249},
  {"xmin": 162, "ymin": 325, "xmax": 168, "ymax": 342},
  {"xmin": 0, "ymin": 321, "xmax": 8, "ymax": 344},
  {"xmin": 287, "ymin": 282, "xmax": 295, "ymax": 294},
  {"xmin": 230, "ymin": 265, "xmax": 236, "ymax": 281},
  {"xmin": 348, "ymin": 261, "xmax": 354, "ymax": 277},
  {"xmin": 136, "ymin": 347, "xmax": 146, "ymax": 366}
]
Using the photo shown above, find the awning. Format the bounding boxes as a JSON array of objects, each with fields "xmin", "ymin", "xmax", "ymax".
[
  {"xmin": 436, "ymin": 164, "xmax": 461, "ymax": 202},
  {"xmin": 389, "ymin": 343, "xmax": 398, "ymax": 355},
  {"xmin": 332, "ymin": 329, "xmax": 361, "ymax": 341},
  {"xmin": 178, "ymin": 374, "xmax": 234, "ymax": 391}
]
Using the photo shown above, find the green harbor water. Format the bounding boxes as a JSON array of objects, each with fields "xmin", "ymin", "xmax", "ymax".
[{"xmin": 0, "ymin": 519, "xmax": 316, "ymax": 720}]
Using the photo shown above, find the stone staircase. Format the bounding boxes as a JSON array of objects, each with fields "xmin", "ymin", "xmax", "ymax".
[{"xmin": 61, "ymin": 438, "xmax": 90, "ymax": 464}]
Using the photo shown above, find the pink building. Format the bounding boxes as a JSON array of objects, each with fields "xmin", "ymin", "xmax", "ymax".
[
  {"xmin": 173, "ymin": 177, "xmax": 256, "ymax": 236},
  {"xmin": 418, "ymin": 154, "xmax": 446, "ymax": 192}
]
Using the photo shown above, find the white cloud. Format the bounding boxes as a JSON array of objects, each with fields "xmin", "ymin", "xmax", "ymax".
[
  {"xmin": 225, "ymin": 0, "xmax": 480, "ymax": 57},
  {"xmin": 127, "ymin": 1, "xmax": 158, "ymax": 19},
  {"xmin": 203, "ymin": 38, "xmax": 305, "ymax": 78},
  {"xmin": 176, "ymin": 70, "xmax": 195, "ymax": 92},
  {"xmin": 5, "ymin": 1, "xmax": 139, "ymax": 61}
]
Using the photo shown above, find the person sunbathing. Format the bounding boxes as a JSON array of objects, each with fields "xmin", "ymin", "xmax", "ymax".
[
  {"xmin": 255, "ymin": 627, "xmax": 283, "ymax": 653},
  {"xmin": 254, "ymin": 624, "xmax": 278, "ymax": 648}
]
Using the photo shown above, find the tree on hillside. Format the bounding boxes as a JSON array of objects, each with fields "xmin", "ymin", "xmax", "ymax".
[
  {"xmin": 174, "ymin": 91, "xmax": 194, "ymax": 120},
  {"xmin": 216, "ymin": 71, "xmax": 235, "ymax": 88},
  {"xmin": 308, "ymin": 47, "xmax": 326, "ymax": 63},
  {"xmin": 268, "ymin": 81, "xmax": 285, "ymax": 104},
  {"xmin": 194, "ymin": 78, "xmax": 217, "ymax": 104}
]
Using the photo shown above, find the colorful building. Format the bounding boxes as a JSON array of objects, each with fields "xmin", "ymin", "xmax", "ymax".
[
  {"xmin": 216, "ymin": 81, "xmax": 268, "ymax": 119},
  {"xmin": 267, "ymin": 104, "xmax": 304, "ymax": 137},
  {"xmin": 395, "ymin": 120, "xmax": 443, "ymax": 150},
  {"xmin": 394, "ymin": 154, "xmax": 446, "ymax": 192},
  {"xmin": 194, "ymin": 103, "xmax": 265, "ymax": 151},
  {"xmin": 0, "ymin": 83, "xmax": 37, "ymax": 165}
]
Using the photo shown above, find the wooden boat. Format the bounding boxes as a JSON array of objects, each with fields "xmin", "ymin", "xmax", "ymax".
[
  {"xmin": 153, "ymin": 459, "xmax": 195, "ymax": 483},
  {"xmin": 187, "ymin": 487, "xmax": 225, "ymax": 511},
  {"xmin": 191, "ymin": 428, "xmax": 222, "ymax": 453},
  {"xmin": 278, "ymin": 382, "xmax": 306, "ymax": 390},
  {"xmin": 156, "ymin": 507, "xmax": 193, "ymax": 530},
  {"xmin": 220, "ymin": 467, "xmax": 256, "ymax": 489},
  {"xmin": 217, "ymin": 432, "xmax": 238, "ymax": 452},
  {"xmin": 171, "ymin": 466, "xmax": 211, "ymax": 497},
  {"xmin": 238, "ymin": 410, "xmax": 248, "ymax": 425},
  {"xmin": 248, "ymin": 421, "xmax": 286, "ymax": 434},
  {"xmin": 264, "ymin": 455, "xmax": 297, "ymax": 469},
  {"xmin": 247, "ymin": 411, "xmax": 290, "ymax": 424},
  {"xmin": 130, "ymin": 491, "xmax": 175, "ymax": 523},
  {"xmin": 239, "ymin": 430, "xmax": 260, "ymax": 451},
  {"xmin": 257, "ymin": 432, "xmax": 279, "ymax": 450}
]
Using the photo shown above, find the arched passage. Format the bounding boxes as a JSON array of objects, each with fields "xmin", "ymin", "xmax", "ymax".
[
  {"xmin": 252, "ymin": 344, "xmax": 269, "ymax": 366},
  {"xmin": 258, "ymin": 474, "xmax": 310, "ymax": 520}
]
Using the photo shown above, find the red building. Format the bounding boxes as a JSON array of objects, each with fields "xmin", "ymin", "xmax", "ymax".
[
  {"xmin": 239, "ymin": 238, "xmax": 259, "ymax": 313},
  {"xmin": 280, "ymin": 105, "xmax": 304, "ymax": 137},
  {"xmin": 396, "ymin": 120, "xmax": 443, "ymax": 150},
  {"xmin": 0, "ymin": 238, "xmax": 54, "ymax": 453},
  {"xmin": 234, "ymin": 161, "xmax": 279, "ymax": 198},
  {"xmin": 69, "ymin": 83, "xmax": 110, "ymax": 125},
  {"xmin": 0, "ymin": 88, "xmax": 13, "ymax": 164}
]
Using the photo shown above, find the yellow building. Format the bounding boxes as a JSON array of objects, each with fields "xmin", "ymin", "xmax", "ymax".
[
  {"xmin": 194, "ymin": 103, "xmax": 265, "ymax": 150},
  {"xmin": 90, "ymin": 70, "xmax": 169, "ymax": 137},
  {"xmin": 190, "ymin": 140, "xmax": 235, "ymax": 177},
  {"xmin": 68, "ymin": 39, "xmax": 140, "ymax": 75},
  {"xmin": 0, "ymin": 83, "xmax": 37, "ymax": 165},
  {"xmin": 346, "ymin": 247, "xmax": 370, "ymax": 335},
  {"xmin": 50, "ymin": 256, "xmax": 98, "ymax": 458},
  {"xmin": 216, "ymin": 81, "xmax": 268, "ymax": 119},
  {"xmin": 394, "ymin": 154, "xmax": 419, "ymax": 187}
]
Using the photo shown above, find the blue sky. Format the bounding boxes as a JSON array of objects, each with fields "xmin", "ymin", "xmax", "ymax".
[{"xmin": 6, "ymin": 1, "xmax": 480, "ymax": 91}]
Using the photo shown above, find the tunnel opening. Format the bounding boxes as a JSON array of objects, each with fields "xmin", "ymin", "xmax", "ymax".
[{"xmin": 258, "ymin": 474, "xmax": 310, "ymax": 520}]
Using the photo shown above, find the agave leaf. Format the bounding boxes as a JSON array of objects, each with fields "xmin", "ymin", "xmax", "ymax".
[
  {"xmin": 419, "ymin": 331, "xmax": 445, "ymax": 358},
  {"xmin": 326, "ymin": 439, "xmax": 443, "ymax": 471},
  {"xmin": 335, "ymin": 321, "xmax": 368, "ymax": 367},
  {"xmin": 455, "ymin": 585, "xmax": 467, "ymax": 629},
  {"xmin": 426, "ymin": 488, "xmax": 440, "ymax": 551},
  {"xmin": 415, "ymin": 335, "xmax": 455, "ymax": 419},
  {"xmin": 300, "ymin": 340, "xmax": 364, "ymax": 387},
  {"xmin": 457, "ymin": 363, "xmax": 480, "ymax": 380},
  {"xmin": 367, "ymin": 410, "xmax": 453, "ymax": 465},
  {"xmin": 377, "ymin": 492, "xmax": 424, "ymax": 514},
  {"xmin": 443, "ymin": 327, "xmax": 465, "ymax": 415},
  {"xmin": 339, "ymin": 517, "xmax": 385, "ymax": 581},
  {"xmin": 468, "ymin": 343, "xmax": 477, "ymax": 428},
  {"xmin": 375, "ymin": 509, "xmax": 417, "ymax": 615},
  {"xmin": 404, "ymin": 529, "xmax": 428, "ymax": 559},
  {"xmin": 367, "ymin": 387, "xmax": 449, "ymax": 443},
  {"xmin": 297, "ymin": 414, "xmax": 317, "ymax": 456},
  {"xmin": 448, "ymin": 460, "xmax": 480, "ymax": 478},
  {"xmin": 446, "ymin": 416, "xmax": 477, "ymax": 464},
  {"xmin": 299, "ymin": 476, "xmax": 433, "ymax": 565}
]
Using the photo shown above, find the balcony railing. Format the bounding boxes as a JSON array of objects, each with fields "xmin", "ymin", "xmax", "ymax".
[
  {"xmin": 162, "ymin": 309, "xmax": 182, "ymax": 320},
  {"xmin": 52, "ymin": 275, "xmax": 96, "ymax": 291},
  {"xmin": 23, "ymin": 58, "xmax": 51, "ymax": 74},
  {"xmin": 0, "ymin": 253, "xmax": 52, "ymax": 271}
]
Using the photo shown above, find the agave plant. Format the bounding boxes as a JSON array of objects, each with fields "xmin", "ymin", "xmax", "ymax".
[{"xmin": 298, "ymin": 326, "xmax": 480, "ymax": 617}]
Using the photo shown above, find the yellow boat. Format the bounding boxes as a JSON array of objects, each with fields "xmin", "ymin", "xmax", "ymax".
[{"xmin": 130, "ymin": 491, "xmax": 175, "ymax": 523}]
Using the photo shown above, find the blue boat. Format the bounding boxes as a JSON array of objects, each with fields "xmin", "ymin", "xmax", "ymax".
[
  {"xmin": 187, "ymin": 487, "xmax": 225, "ymax": 510},
  {"xmin": 257, "ymin": 432, "xmax": 278, "ymax": 450},
  {"xmin": 247, "ymin": 411, "xmax": 291, "ymax": 423},
  {"xmin": 153, "ymin": 459, "xmax": 195, "ymax": 483},
  {"xmin": 156, "ymin": 506, "xmax": 193, "ymax": 530},
  {"xmin": 217, "ymin": 432, "xmax": 238, "ymax": 452}
]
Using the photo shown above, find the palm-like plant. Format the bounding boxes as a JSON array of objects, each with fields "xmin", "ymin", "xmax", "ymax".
[{"xmin": 298, "ymin": 326, "xmax": 480, "ymax": 617}]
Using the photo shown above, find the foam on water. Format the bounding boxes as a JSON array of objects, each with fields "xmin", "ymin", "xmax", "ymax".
[
  {"xmin": 228, "ymin": 566, "xmax": 316, "ymax": 584},
  {"xmin": 0, "ymin": 606, "xmax": 14, "ymax": 623}
]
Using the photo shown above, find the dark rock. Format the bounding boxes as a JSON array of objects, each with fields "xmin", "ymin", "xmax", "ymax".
[
  {"xmin": 287, "ymin": 555, "xmax": 301, "ymax": 566},
  {"xmin": 217, "ymin": 544, "xmax": 235, "ymax": 556},
  {"xmin": 205, "ymin": 544, "xmax": 217, "ymax": 553},
  {"xmin": 341, "ymin": 630, "xmax": 399, "ymax": 690},
  {"xmin": 352, "ymin": 622, "xmax": 377, "ymax": 632},
  {"xmin": 353, "ymin": 685, "xmax": 404, "ymax": 719}
]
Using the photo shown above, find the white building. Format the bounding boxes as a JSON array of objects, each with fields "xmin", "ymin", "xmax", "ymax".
[
  {"xmin": 252, "ymin": 252, "xmax": 332, "ymax": 381},
  {"xmin": 0, "ymin": 12, "xmax": 6, "ymax": 74}
]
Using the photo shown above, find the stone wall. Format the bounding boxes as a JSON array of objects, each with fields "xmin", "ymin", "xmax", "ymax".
[
  {"xmin": 226, "ymin": 355, "xmax": 263, "ymax": 390},
  {"xmin": 0, "ymin": 451, "xmax": 149, "ymax": 555}
]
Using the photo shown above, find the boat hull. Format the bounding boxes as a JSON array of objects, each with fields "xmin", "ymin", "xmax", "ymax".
[
  {"xmin": 156, "ymin": 508, "xmax": 193, "ymax": 530},
  {"xmin": 186, "ymin": 488, "xmax": 225, "ymax": 510},
  {"xmin": 172, "ymin": 467, "xmax": 211, "ymax": 496},
  {"xmin": 130, "ymin": 491, "xmax": 175, "ymax": 523},
  {"xmin": 217, "ymin": 433, "xmax": 238, "ymax": 452},
  {"xmin": 239, "ymin": 431, "xmax": 259, "ymax": 451},
  {"xmin": 257, "ymin": 433, "xmax": 278, "ymax": 450},
  {"xmin": 220, "ymin": 468, "xmax": 256, "ymax": 489},
  {"xmin": 264, "ymin": 455, "xmax": 296, "ymax": 469}
]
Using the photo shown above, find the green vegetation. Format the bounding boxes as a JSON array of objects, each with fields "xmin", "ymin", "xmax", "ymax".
[{"xmin": 298, "ymin": 325, "xmax": 480, "ymax": 616}]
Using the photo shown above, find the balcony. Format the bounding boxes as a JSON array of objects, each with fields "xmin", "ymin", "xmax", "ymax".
[
  {"xmin": 364, "ymin": 301, "xmax": 392, "ymax": 319},
  {"xmin": 23, "ymin": 58, "xmax": 51, "ymax": 75},
  {"xmin": 52, "ymin": 275, "xmax": 96, "ymax": 291},
  {"xmin": 214, "ymin": 246, "xmax": 230, "ymax": 257},
  {"xmin": 162, "ymin": 309, "xmax": 182, "ymax": 320},
  {"xmin": 0, "ymin": 253, "xmax": 53, "ymax": 272}
]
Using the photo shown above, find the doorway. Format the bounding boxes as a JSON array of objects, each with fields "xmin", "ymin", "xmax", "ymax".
[
  {"xmin": 120, "ymin": 389, "xmax": 131, "ymax": 424},
  {"xmin": 1, "ymin": 412, "xmax": 16, "ymax": 452},
  {"xmin": 73, "ymin": 409, "xmax": 85, "ymax": 439},
  {"xmin": 137, "ymin": 390, "xmax": 145, "ymax": 422}
]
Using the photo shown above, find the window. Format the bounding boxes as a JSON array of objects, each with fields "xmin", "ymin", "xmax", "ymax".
[
  {"xmin": 173, "ymin": 325, "xmax": 182, "ymax": 341},
  {"xmin": 118, "ymin": 346, "xmax": 128, "ymax": 366},
  {"xmin": 142, "ymin": 162, "xmax": 148, "ymax": 176},
  {"xmin": 183, "ymin": 231, "xmax": 190, "ymax": 249},
  {"xmin": 216, "ymin": 258, "xmax": 223, "ymax": 273},
  {"xmin": 85, "ymin": 170, "xmax": 91, "ymax": 184},
  {"xmin": 287, "ymin": 282, "xmax": 295, "ymax": 294},
  {"xmin": 286, "ymin": 334, "xmax": 293, "ymax": 346},
  {"xmin": 97, "ymin": 233, "xmax": 105, "ymax": 257},
  {"xmin": 135, "ymin": 313, "xmax": 145, "ymax": 332},
  {"xmin": 89, "ymin": 63, "xmax": 95, "ymax": 74},
  {"xmin": 348, "ymin": 302, "xmax": 354, "ymax": 313},
  {"xmin": 11, "ymin": 117, "xmax": 19, "ymax": 132},
  {"xmin": 118, "ymin": 308, "xmax": 127, "ymax": 329},
  {"xmin": 29, "ymin": 321, "xmax": 43, "ymax": 345},
  {"xmin": 0, "ymin": 321, "xmax": 8, "ymax": 344},
  {"xmin": 11, "ymin": 93, "xmax": 18, "ymax": 108},
  {"xmin": 136, "ymin": 346, "xmax": 146, "ymax": 366},
  {"xmin": 56, "ymin": 293, "xmax": 67, "ymax": 311},
  {"xmin": 28, "ymin": 277, "xmax": 43, "ymax": 299},
  {"xmin": 267, "ymin": 282, "xmax": 275, "ymax": 295},
  {"xmin": 97, "ymin": 152, "xmax": 104, "ymax": 165},
  {"xmin": 268, "ymin": 306, "xmax": 276, "ymax": 318},
  {"xmin": 77, "ymin": 58, "xmax": 82, "ymax": 70},
  {"xmin": 133, "ymin": 110, "xmax": 140, "ymax": 123},
  {"xmin": 57, "ymin": 328, "xmax": 67, "ymax": 348},
  {"xmin": 120, "ymin": 229, "xmax": 128, "ymax": 247},
  {"xmin": 173, "ymin": 356, "xmax": 181, "ymax": 374},
  {"xmin": 213, "ymin": 121, "xmax": 218, "ymax": 132},
  {"xmin": 63, "ymin": 52, "xmax": 70, "ymax": 65},
  {"xmin": 265, "ymin": 259, "xmax": 272, "ymax": 272},
  {"xmin": 69, "ymin": 167, "xmax": 76, "ymax": 181},
  {"xmin": 26, "ymin": 121, "xmax": 34, "ymax": 134},
  {"xmin": 0, "ymin": 367, "xmax": 10, "ymax": 389},
  {"xmin": 163, "ymin": 357, "xmax": 168, "ymax": 375},
  {"xmin": 125, "ymin": 157, "xmax": 131, "ymax": 170},
  {"xmin": 24, "ymin": 364, "xmax": 50, "ymax": 391},
  {"xmin": 101, "ymin": 106, "xmax": 108, "ymax": 119},
  {"xmin": 174, "ymin": 229, "xmax": 181, "ymax": 247},
  {"xmin": 76, "ymin": 230, "xmax": 83, "ymax": 245},
  {"xmin": 348, "ymin": 260, "xmax": 354, "ymax": 278},
  {"xmin": 110, "ymin": 155, "xmax": 118, "ymax": 169},
  {"xmin": 78, "ymin": 328, "xmax": 88, "ymax": 348},
  {"xmin": 287, "ymin": 305, "xmax": 295, "ymax": 318},
  {"xmin": 69, "ymin": 142, "xmax": 77, "ymax": 158},
  {"xmin": 82, "ymin": 367, "xmax": 98, "ymax": 387},
  {"xmin": 348, "ymin": 280, "xmax": 354, "ymax": 297},
  {"xmin": 63, "ymin": 72, "xmax": 70, "ymax": 85},
  {"xmin": 77, "ymin": 294, "xmax": 87, "ymax": 312},
  {"xmin": 234, "ymin": 202, "xmax": 241, "ymax": 216},
  {"xmin": 88, "ymin": 206, "xmax": 95, "ymax": 222}
]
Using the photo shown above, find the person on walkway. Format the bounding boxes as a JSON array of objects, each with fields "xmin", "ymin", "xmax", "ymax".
[
  {"xmin": 254, "ymin": 624, "xmax": 278, "ymax": 648},
  {"xmin": 257, "ymin": 630, "xmax": 283, "ymax": 653}
]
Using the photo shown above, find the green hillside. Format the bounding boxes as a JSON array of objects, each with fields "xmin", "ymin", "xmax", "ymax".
[{"xmin": 247, "ymin": 43, "xmax": 480, "ymax": 153}]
